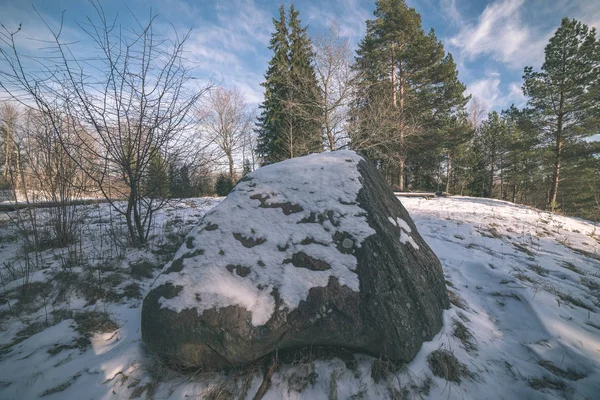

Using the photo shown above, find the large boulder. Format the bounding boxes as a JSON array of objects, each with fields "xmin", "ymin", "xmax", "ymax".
[{"xmin": 142, "ymin": 151, "xmax": 449, "ymax": 369}]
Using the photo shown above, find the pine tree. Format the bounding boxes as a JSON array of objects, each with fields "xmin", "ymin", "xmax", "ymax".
[
  {"xmin": 351, "ymin": 0, "xmax": 468, "ymax": 190},
  {"xmin": 479, "ymin": 111, "xmax": 508, "ymax": 197},
  {"xmin": 523, "ymin": 18, "xmax": 600, "ymax": 211},
  {"xmin": 501, "ymin": 106, "xmax": 541, "ymax": 204},
  {"xmin": 256, "ymin": 5, "xmax": 323, "ymax": 164}
]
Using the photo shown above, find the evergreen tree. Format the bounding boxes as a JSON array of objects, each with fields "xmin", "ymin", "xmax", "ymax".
[
  {"xmin": 256, "ymin": 5, "xmax": 290, "ymax": 164},
  {"xmin": 558, "ymin": 140, "xmax": 600, "ymax": 220},
  {"xmin": 523, "ymin": 18, "xmax": 600, "ymax": 211},
  {"xmin": 256, "ymin": 5, "xmax": 323, "ymax": 164},
  {"xmin": 242, "ymin": 158, "xmax": 252, "ymax": 177},
  {"xmin": 501, "ymin": 106, "xmax": 542, "ymax": 204},
  {"xmin": 478, "ymin": 111, "xmax": 508, "ymax": 197},
  {"xmin": 169, "ymin": 162, "xmax": 193, "ymax": 198},
  {"xmin": 287, "ymin": 5, "xmax": 323, "ymax": 156},
  {"xmin": 143, "ymin": 151, "xmax": 170, "ymax": 199},
  {"xmin": 350, "ymin": 0, "xmax": 468, "ymax": 190},
  {"xmin": 215, "ymin": 174, "xmax": 234, "ymax": 196}
]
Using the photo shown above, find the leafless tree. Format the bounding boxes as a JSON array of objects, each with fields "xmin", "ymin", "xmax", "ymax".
[
  {"xmin": 468, "ymin": 97, "xmax": 487, "ymax": 130},
  {"xmin": 348, "ymin": 81, "xmax": 421, "ymax": 173},
  {"xmin": 314, "ymin": 24, "xmax": 354, "ymax": 151},
  {"xmin": 0, "ymin": 102, "xmax": 18, "ymax": 184},
  {"xmin": 0, "ymin": 2, "xmax": 212, "ymax": 246},
  {"xmin": 21, "ymin": 108, "xmax": 94, "ymax": 244},
  {"xmin": 201, "ymin": 87, "xmax": 251, "ymax": 181}
]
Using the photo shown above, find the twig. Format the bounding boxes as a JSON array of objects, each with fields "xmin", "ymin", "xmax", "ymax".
[{"xmin": 253, "ymin": 357, "xmax": 278, "ymax": 400}]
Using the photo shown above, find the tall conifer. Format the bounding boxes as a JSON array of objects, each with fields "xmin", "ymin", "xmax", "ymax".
[
  {"xmin": 351, "ymin": 0, "xmax": 468, "ymax": 190},
  {"xmin": 256, "ymin": 4, "xmax": 323, "ymax": 164},
  {"xmin": 523, "ymin": 18, "xmax": 600, "ymax": 210}
]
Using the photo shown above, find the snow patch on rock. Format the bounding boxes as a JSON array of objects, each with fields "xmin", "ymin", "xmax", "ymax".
[
  {"xmin": 155, "ymin": 151, "xmax": 376, "ymax": 326},
  {"xmin": 389, "ymin": 216, "xmax": 418, "ymax": 250}
]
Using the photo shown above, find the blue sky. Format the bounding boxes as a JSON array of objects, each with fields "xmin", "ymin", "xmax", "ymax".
[{"xmin": 1, "ymin": 0, "xmax": 599, "ymax": 113}]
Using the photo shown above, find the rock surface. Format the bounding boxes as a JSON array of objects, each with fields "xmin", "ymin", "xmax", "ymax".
[{"xmin": 142, "ymin": 151, "xmax": 449, "ymax": 369}]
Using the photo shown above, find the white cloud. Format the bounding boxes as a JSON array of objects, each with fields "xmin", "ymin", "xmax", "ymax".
[
  {"xmin": 448, "ymin": 0, "xmax": 548, "ymax": 69},
  {"xmin": 154, "ymin": 0, "xmax": 273, "ymax": 106},
  {"xmin": 306, "ymin": 0, "xmax": 372, "ymax": 41},
  {"xmin": 440, "ymin": 0, "xmax": 464, "ymax": 26},
  {"xmin": 466, "ymin": 73, "xmax": 525, "ymax": 111}
]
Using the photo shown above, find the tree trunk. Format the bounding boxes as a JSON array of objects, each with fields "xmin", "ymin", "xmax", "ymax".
[
  {"xmin": 3, "ymin": 132, "xmax": 11, "ymax": 181},
  {"xmin": 446, "ymin": 152, "xmax": 453, "ymax": 194},
  {"xmin": 289, "ymin": 122, "xmax": 294, "ymax": 158},
  {"xmin": 550, "ymin": 142, "xmax": 562, "ymax": 211},
  {"xmin": 391, "ymin": 40, "xmax": 406, "ymax": 192},
  {"xmin": 227, "ymin": 152, "xmax": 235, "ymax": 181},
  {"xmin": 489, "ymin": 155, "xmax": 494, "ymax": 198},
  {"xmin": 399, "ymin": 157, "xmax": 405, "ymax": 191},
  {"xmin": 549, "ymin": 100, "xmax": 564, "ymax": 211},
  {"xmin": 500, "ymin": 165, "xmax": 504, "ymax": 200}
]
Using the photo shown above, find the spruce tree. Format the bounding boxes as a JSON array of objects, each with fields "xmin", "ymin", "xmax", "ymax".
[
  {"xmin": 523, "ymin": 18, "xmax": 600, "ymax": 211},
  {"xmin": 256, "ymin": 4, "xmax": 323, "ymax": 164},
  {"xmin": 256, "ymin": 6, "xmax": 290, "ymax": 164},
  {"xmin": 287, "ymin": 5, "xmax": 323, "ymax": 156}
]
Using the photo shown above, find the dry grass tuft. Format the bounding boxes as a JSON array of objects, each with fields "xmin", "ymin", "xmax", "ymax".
[
  {"xmin": 447, "ymin": 290, "xmax": 468, "ymax": 310},
  {"xmin": 427, "ymin": 349, "xmax": 472, "ymax": 383},
  {"xmin": 74, "ymin": 310, "xmax": 119, "ymax": 335},
  {"xmin": 452, "ymin": 319, "xmax": 477, "ymax": 353},
  {"xmin": 528, "ymin": 376, "xmax": 567, "ymax": 392},
  {"xmin": 538, "ymin": 360, "xmax": 586, "ymax": 381},
  {"xmin": 561, "ymin": 261, "xmax": 584, "ymax": 275}
]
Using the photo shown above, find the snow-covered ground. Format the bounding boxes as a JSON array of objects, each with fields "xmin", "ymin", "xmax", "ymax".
[{"xmin": 0, "ymin": 196, "xmax": 599, "ymax": 399}]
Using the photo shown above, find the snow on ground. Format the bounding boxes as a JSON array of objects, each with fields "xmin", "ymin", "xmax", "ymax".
[{"xmin": 0, "ymin": 195, "xmax": 599, "ymax": 399}]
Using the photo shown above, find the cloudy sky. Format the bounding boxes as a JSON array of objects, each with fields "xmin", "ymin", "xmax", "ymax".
[{"xmin": 1, "ymin": 0, "xmax": 599, "ymax": 113}]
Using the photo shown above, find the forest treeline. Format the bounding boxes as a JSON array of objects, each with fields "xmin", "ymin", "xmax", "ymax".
[
  {"xmin": 254, "ymin": 0, "xmax": 600, "ymax": 220},
  {"xmin": 0, "ymin": 0, "xmax": 599, "ymax": 249}
]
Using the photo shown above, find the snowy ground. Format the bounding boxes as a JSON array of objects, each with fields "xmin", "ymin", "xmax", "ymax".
[{"xmin": 0, "ymin": 196, "xmax": 599, "ymax": 399}]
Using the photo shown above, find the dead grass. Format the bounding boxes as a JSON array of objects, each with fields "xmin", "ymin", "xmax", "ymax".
[
  {"xmin": 512, "ymin": 242, "xmax": 535, "ymax": 257},
  {"xmin": 130, "ymin": 260, "xmax": 160, "ymax": 280},
  {"xmin": 73, "ymin": 310, "xmax": 118, "ymax": 335},
  {"xmin": 410, "ymin": 375, "xmax": 432, "ymax": 396},
  {"xmin": 581, "ymin": 277, "xmax": 600, "ymax": 292},
  {"xmin": 562, "ymin": 244, "xmax": 600, "ymax": 262},
  {"xmin": 528, "ymin": 376, "xmax": 567, "ymax": 392},
  {"xmin": 122, "ymin": 283, "xmax": 142, "ymax": 300},
  {"xmin": 556, "ymin": 293, "xmax": 594, "ymax": 312},
  {"xmin": 452, "ymin": 320, "xmax": 477, "ymax": 353},
  {"xmin": 529, "ymin": 264, "xmax": 550, "ymax": 277},
  {"xmin": 447, "ymin": 290, "xmax": 468, "ymax": 310},
  {"xmin": 490, "ymin": 292, "xmax": 522, "ymax": 302},
  {"xmin": 515, "ymin": 273, "xmax": 537, "ymax": 284},
  {"xmin": 12, "ymin": 281, "xmax": 53, "ymax": 314},
  {"xmin": 544, "ymin": 284, "xmax": 595, "ymax": 312},
  {"xmin": 287, "ymin": 363, "xmax": 318, "ymax": 393},
  {"xmin": 203, "ymin": 385, "xmax": 235, "ymax": 400},
  {"xmin": 561, "ymin": 261, "xmax": 584, "ymax": 275},
  {"xmin": 370, "ymin": 358, "xmax": 405, "ymax": 384},
  {"xmin": 538, "ymin": 360, "xmax": 586, "ymax": 381},
  {"xmin": 426, "ymin": 349, "xmax": 472, "ymax": 383},
  {"xmin": 40, "ymin": 372, "xmax": 82, "ymax": 397}
]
